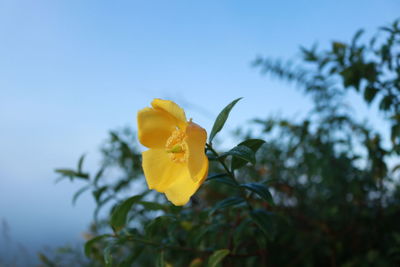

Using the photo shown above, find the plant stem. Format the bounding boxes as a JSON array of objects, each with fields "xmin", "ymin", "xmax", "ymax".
[
  {"xmin": 206, "ymin": 144, "xmax": 237, "ymax": 183},
  {"xmin": 206, "ymin": 143, "xmax": 253, "ymax": 211}
]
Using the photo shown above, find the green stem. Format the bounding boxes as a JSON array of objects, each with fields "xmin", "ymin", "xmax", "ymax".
[
  {"xmin": 206, "ymin": 143, "xmax": 237, "ymax": 183},
  {"xmin": 206, "ymin": 143, "xmax": 253, "ymax": 211}
]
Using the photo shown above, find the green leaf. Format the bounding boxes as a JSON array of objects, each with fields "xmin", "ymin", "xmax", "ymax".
[
  {"xmin": 110, "ymin": 195, "xmax": 143, "ymax": 231},
  {"xmin": 237, "ymin": 138, "xmax": 265, "ymax": 151},
  {"xmin": 332, "ymin": 42, "xmax": 346, "ymax": 54},
  {"xmin": 54, "ymin": 169, "xmax": 76, "ymax": 179},
  {"xmin": 38, "ymin": 253, "xmax": 56, "ymax": 267},
  {"xmin": 84, "ymin": 234, "xmax": 111, "ymax": 257},
  {"xmin": 221, "ymin": 145, "xmax": 256, "ymax": 166},
  {"xmin": 119, "ymin": 246, "xmax": 145, "ymax": 267},
  {"xmin": 240, "ymin": 183, "xmax": 274, "ymax": 205},
  {"xmin": 94, "ymin": 196, "xmax": 113, "ymax": 222},
  {"xmin": 191, "ymin": 224, "xmax": 215, "ymax": 246},
  {"xmin": 104, "ymin": 244, "xmax": 113, "ymax": 267},
  {"xmin": 364, "ymin": 86, "xmax": 379, "ymax": 104},
  {"xmin": 207, "ymin": 249, "xmax": 230, "ymax": 267},
  {"xmin": 75, "ymin": 172, "xmax": 89, "ymax": 179},
  {"xmin": 351, "ymin": 29, "xmax": 364, "ymax": 46},
  {"xmin": 231, "ymin": 139, "xmax": 265, "ymax": 169},
  {"xmin": 379, "ymin": 95, "xmax": 393, "ymax": 111},
  {"xmin": 209, "ymin": 98, "xmax": 242, "ymax": 143},
  {"xmin": 156, "ymin": 250, "xmax": 165, "ymax": 267},
  {"xmin": 139, "ymin": 201, "xmax": 167, "ymax": 211},
  {"xmin": 206, "ymin": 173, "xmax": 238, "ymax": 187},
  {"xmin": 391, "ymin": 124, "xmax": 400, "ymax": 144},
  {"xmin": 54, "ymin": 168, "xmax": 89, "ymax": 180},
  {"xmin": 72, "ymin": 185, "xmax": 91, "ymax": 206},
  {"xmin": 114, "ymin": 179, "xmax": 130, "ymax": 192},
  {"xmin": 145, "ymin": 215, "xmax": 175, "ymax": 237},
  {"xmin": 54, "ymin": 168, "xmax": 75, "ymax": 175},
  {"xmin": 77, "ymin": 154, "xmax": 85, "ymax": 173},
  {"xmin": 92, "ymin": 186, "xmax": 108, "ymax": 203},
  {"xmin": 94, "ymin": 166, "xmax": 105, "ymax": 186},
  {"xmin": 340, "ymin": 66, "xmax": 361, "ymax": 90},
  {"xmin": 210, "ymin": 197, "xmax": 244, "ymax": 215},
  {"xmin": 250, "ymin": 209, "xmax": 275, "ymax": 240},
  {"xmin": 233, "ymin": 218, "xmax": 252, "ymax": 248}
]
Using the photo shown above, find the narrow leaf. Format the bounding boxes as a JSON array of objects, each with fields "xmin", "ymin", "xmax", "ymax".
[
  {"xmin": 207, "ymin": 249, "xmax": 230, "ymax": 267},
  {"xmin": 54, "ymin": 169, "xmax": 76, "ymax": 177},
  {"xmin": 240, "ymin": 138, "xmax": 266, "ymax": 151},
  {"xmin": 210, "ymin": 197, "xmax": 244, "ymax": 215},
  {"xmin": 231, "ymin": 139, "xmax": 265, "ymax": 169},
  {"xmin": 94, "ymin": 166, "xmax": 106, "ymax": 186},
  {"xmin": 363, "ymin": 86, "xmax": 379, "ymax": 104},
  {"xmin": 209, "ymin": 98, "xmax": 242, "ymax": 142},
  {"xmin": 250, "ymin": 209, "xmax": 275, "ymax": 240},
  {"xmin": 77, "ymin": 154, "xmax": 85, "ymax": 173},
  {"xmin": 119, "ymin": 246, "xmax": 145, "ymax": 267},
  {"xmin": 75, "ymin": 172, "xmax": 89, "ymax": 179},
  {"xmin": 38, "ymin": 253, "xmax": 56, "ymax": 267},
  {"xmin": 145, "ymin": 216, "xmax": 175, "ymax": 237},
  {"xmin": 72, "ymin": 185, "xmax": 91, "ymax": 206},
  {"xmin": 92, "ymin": 186, "xmax": 108, "ymax": 203},
  {"xmin": 351, "ymin": 29, "xmax": 364, "ymax": 46},
  {"xmin": 54, "ymin": 168, "xmax": 89, "ymax": 180},
  {"xmin": 104, "ymin": 245, "xmax": 113, "ymax": 267},
  {"xmin": 138, "ymin": 201, "xmax": 167, "ymax": 211},
  {"xmin": 94, "ymin": 196, "xmax": 113, "ymax": 222},
  {"xmin": 156, "ymin": 250, "xmax": 165, "ymax": 267},
  {"xmin": 110, "ymin": 195, "xmax": 143, "ymax": 231},
  {"xmin": 84, "ymin": 234, "xmax": 111, "ymax": 257},
  {"xmin": 240, "ymin": 183, "xmax": 274, "ymax": 205},
  {"xmin": 207, "ymin": 173, "xmax": 238, "ymax": 187},
  {"xmin": 222, "ymin": 145, "xmax": 256, "ymax": 165}
]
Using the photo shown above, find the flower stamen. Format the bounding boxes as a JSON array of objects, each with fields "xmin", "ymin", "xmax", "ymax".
[
  {"xmin": 167, "ymin": 144, "xmax": 184, "ymax": 153},
  {"xmin": 165, "ymin": 129, "xmax": 188, "ymax": 163}
]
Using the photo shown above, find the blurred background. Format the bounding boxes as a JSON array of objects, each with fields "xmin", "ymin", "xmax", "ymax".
[{"xmin": 0, "ymin": 0, "xmax": 399, "ymax": 265}]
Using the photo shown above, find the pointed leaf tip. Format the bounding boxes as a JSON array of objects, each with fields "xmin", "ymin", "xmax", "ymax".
[
  {"xmin": 110, "ymin": 195, "xmax": 144, "ymax": 231},
  {"xmin": 231, "ymin": 139, "xmax": 265, "ymax": 169},
  {"xmin": 240, "ymin": 183, "xmax": 274, "ymax": 205},
  {"xmin": 221, "ymin": 145, "xmax": 256, "ymax": 166},
  {"xmin": 209, "ymin": 98, "xmax": 242, "ymax": 143}
]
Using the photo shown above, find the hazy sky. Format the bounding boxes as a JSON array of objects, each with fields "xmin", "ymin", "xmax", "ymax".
[{"xmin": 0, "ymin": 0, "xmax": 398, "ymax": 262}]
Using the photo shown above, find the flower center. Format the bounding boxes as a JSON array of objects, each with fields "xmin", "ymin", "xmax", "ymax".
[{"xmin": 165, "ymin": 129, "xmax": 188, "ymax": 163}]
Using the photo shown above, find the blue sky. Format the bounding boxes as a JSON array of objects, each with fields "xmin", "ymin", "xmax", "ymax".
[{"xmin": 0, "ymin": 0, "xmax": 399, "ymax": 262}]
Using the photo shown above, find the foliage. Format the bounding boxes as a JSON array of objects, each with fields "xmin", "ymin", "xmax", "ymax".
[{"xmin": 44, "ymin": 19, "xmax": 400, "ymax": 266}]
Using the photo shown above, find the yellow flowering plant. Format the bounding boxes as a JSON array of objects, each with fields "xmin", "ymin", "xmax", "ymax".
[
  {"xmin": 137, "ymin": 99, "xmax": 209, "ymax": 206},
  {"xmin": 54, "ymin": 97, "xmax": 272, "ymax": 266}
]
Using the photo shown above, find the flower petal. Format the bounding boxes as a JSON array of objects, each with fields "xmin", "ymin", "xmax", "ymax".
[
  {"xmin": 142, "ymin": 149, "xmax": 187, "ymax": 192},
  {"xmin": 164, "ymin": 157, "xmax": 209, "ymax": 206},
  {"xmin": 151, "ymin": 99, "xmax": 187, "ymax": 129},
  {"xmin": 137, "ymin": 107, "xmax": 175, "ymax": 148},
  {"xmin": 185, "ymin": 121, "xmax": 208, "ymax": 182}
]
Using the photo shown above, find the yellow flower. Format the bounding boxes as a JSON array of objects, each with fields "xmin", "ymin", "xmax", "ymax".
[{"xmin": 137, "ymin": 99, "xmax": 209, "ymax": 206}]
